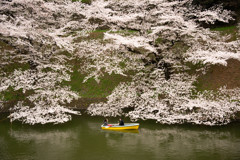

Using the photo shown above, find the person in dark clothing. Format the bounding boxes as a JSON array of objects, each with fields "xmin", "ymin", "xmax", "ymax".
[
  {"xmin": 119, "ymin": 118, "xmax": 124, "ymax": 126},
  {"xmin": 103, "ymin": 118, "xmax": 108, "ymax": 126}
]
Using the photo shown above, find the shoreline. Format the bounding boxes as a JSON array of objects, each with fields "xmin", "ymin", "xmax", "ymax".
[{"xmin": 1, "ymin": 111, "xmax": 240, "ymax": 127}]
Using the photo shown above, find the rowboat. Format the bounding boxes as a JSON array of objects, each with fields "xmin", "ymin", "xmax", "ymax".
[{"xmin": 101, "ymin": 123, "xmax": 139, "ymax": 130}]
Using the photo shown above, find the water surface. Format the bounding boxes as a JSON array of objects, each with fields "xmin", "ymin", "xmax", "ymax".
[{"xmin": 0, "ymin": 114, "xmax": 240, "ymax": 160}]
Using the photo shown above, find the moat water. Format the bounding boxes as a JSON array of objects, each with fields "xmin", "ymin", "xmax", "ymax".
[{"xmin": 0, "ymin": 114, "xmax": 240, "ymax": 160}]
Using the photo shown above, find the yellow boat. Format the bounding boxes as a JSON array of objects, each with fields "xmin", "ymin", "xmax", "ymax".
[{"xmin": 101, "ymin": 123, "xmax": 139, "ymax": 130}]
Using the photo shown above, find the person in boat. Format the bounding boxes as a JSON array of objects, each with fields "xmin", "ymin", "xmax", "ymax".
[
  {"xmin": 103, "ymin": 118, "xmax": 108, "ymax": 126},
  {"xmin": 119, "ymin": 118, "xmax": 124, "ymax": 126}
]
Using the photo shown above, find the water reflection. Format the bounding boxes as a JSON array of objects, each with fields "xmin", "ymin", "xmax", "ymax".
[
  {"xmin": 0, "ymin": 115, "xmax": 240, "ymax": 160},
  {"xmin": 0, "ymin": 123, "xmax": 81, "ymax": 160},
  {"xmin": 103, "ymin": 127, "xmax": 240, "ymax": 159},
  {"xmin": 101, "ymin": 129, "xmax": 139, "ymax": 134}
]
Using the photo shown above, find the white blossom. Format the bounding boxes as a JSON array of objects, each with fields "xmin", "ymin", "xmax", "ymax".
[{"xmin": 0, "ymin": 0, "xmax": 239, "ymax": 125}]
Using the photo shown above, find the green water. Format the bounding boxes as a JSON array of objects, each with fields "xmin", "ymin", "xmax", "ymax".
[{"xmin": 0, "ymin": 114, "xmax": 240, "ymax": 160}]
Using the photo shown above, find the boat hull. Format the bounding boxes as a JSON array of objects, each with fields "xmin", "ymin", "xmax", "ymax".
[{"xmin": 101, "ymin": 123, "xmax": 139, "ymax": 130}]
